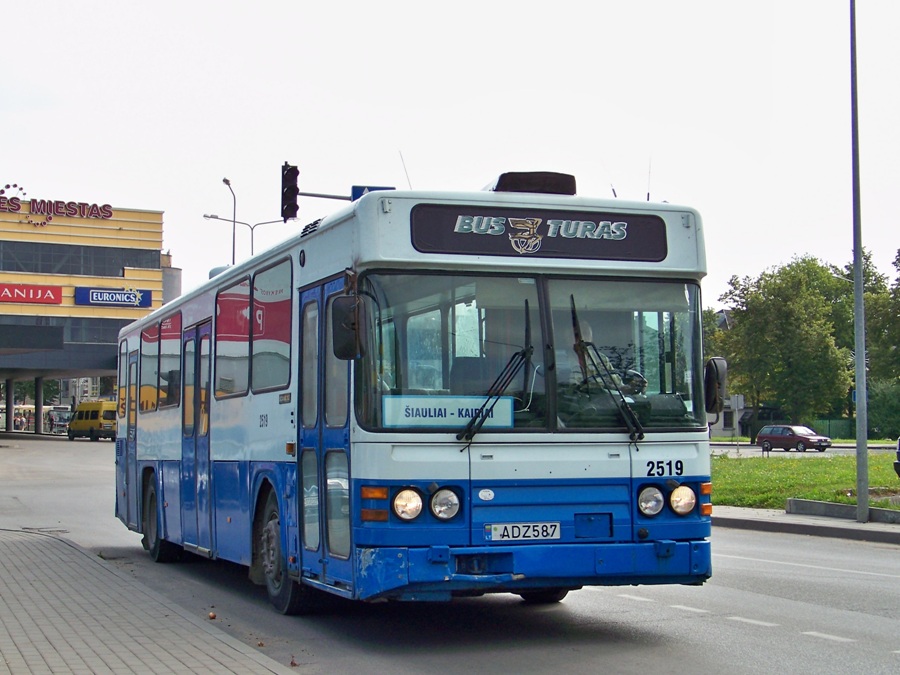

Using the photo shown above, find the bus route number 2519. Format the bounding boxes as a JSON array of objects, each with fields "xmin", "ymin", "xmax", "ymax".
[{"xmin": 646, "ymin": 460, "xmax": 683, "ymax": 477}]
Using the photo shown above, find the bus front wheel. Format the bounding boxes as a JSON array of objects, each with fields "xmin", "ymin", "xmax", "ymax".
[
  {"xmin": 518, "ymin": 588, "xmax": 570, "ymax": 604},
  {"xmin": 260, "ymin": 492, "xmax": 311, "ymax": 615}
]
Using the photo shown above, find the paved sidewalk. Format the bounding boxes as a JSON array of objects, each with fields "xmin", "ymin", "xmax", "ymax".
[
  {"xmin": 0, "ymin": 530, "xmax": 295, "ymax": 675},
  {"xmin": 712, "ymin": 504, "xmax": 900, "ymax": 545}
]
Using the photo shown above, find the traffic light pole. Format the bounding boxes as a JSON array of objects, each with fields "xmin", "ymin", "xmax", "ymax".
[{"xmin": 296, "ymin": 191, "xmax": 351, "ymax": 201}]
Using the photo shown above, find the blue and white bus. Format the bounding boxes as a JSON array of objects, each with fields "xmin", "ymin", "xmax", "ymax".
[{"xmin": 115, "ymin": 171, "xmax": 726, "ymax": 614}]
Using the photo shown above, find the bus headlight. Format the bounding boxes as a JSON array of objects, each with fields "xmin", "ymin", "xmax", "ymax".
[
  {"xmin": 430, "ymin": 489, "xmax": 460, "ymax": 520},
  {"xmin": 670, "ymin": 485, "xmax": 697, "ymax": 515},
  {"xmin": 393, "ymin": 489, "xmax": 424, "ymax": 520},
  {"xmin": 638, "ymin": 486, "xmax": 665, "ymax": 516}
]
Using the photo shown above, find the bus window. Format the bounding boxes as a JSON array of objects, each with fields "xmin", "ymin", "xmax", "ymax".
[
  {"xmin": 356, "ymin": 273, "xmax": 545, "ymax": 431},
  {"xmin": 159, "ymin": 313, "xmax": 182, "ymax": 408},
  {"xmin": 199, "ymin": 334, "xmax": 210, "ymax": 437},
  {"xmin": 183, "ymin": 339, "xmax": 195, "ymax": 436},
  {"xmin": 252, "ymin": 259, "xmax": 292, "ymax": 392},
  {"xmin": 140, "ymin": 323, "xmax": 160, "ymax": 412},
  {"xmin": 301, "ymin": 449, "xmax": 319, "ymax": 550},
  {"xmin": 325, "ymin": 296, "xmax": 348, "ymax": 426},
  {"xmin": 325, "ymin": 451, "xmax": 349, "ymax": 558},
  {"xmin": 301, "ymin": 301, "xmax": 318, "ymax": 427},
  {"xmin": 215, "ymin": 278, "xmax": 250, "ymax": 397},
  {"xmin": 407, "ymin": 309, "xmax": 443, "ymax": 390},
  {"xmin": 118, "ymin": 341, "xmax": 127, "ymax": 418}
]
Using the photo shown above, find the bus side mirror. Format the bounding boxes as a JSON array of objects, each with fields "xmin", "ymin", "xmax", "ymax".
[
  {"xmin": 704, "ymin": 357, "xmax": 727, "ymax": 414},
  {"xmin": 332, "ymin": 295, "xmax": 367, "ymax": 360}
]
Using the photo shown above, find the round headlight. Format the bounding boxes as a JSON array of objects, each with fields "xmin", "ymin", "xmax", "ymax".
[
  {"xmin": 393, "ymin": 489, "xmax": 423, "ymax": 520},
  {"xmin": 638, "ymin": 486, "xmax": 665, "ymax": 516},
  {"xmin": 670, "ymin": 485, "xmax": 697, "ymax": 515},
  {"xmin": 430, "ymin": 489, "xmax": 460, "ymax": 520}
]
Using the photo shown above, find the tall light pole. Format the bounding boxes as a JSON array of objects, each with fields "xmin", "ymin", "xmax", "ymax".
[
  {"xmin": 223, "ymin": 178, "xmax": 236, "ymax": 265},
  {"xmin": 850, "ymin": 0, "xmax": 868, "ymax": 523},
  {"xmin": 203, "ymin": 215, "xmax": 282, "ymax": 257}
]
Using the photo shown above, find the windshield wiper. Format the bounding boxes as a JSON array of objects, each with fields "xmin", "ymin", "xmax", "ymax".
[
  {"xmin": 457, "ymin": 301, "xmax": 533, "ymax": 442},
  {"xmin": 569, "ymin": 295, "xmax": 644, "ymax": 441},
  {"xmin": 586, "ymin": 341, "xmax": 645, "ymax": 441}
]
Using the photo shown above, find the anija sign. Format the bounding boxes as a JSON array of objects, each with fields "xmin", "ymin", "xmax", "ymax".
[{"xmin": 0, "ymin": 283, "xmax": 63, "ymax": 304}]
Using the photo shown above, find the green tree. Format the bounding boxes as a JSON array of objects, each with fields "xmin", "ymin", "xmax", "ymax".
[
  {"xmin": 701, "ymin": 308, "xmax": 724, "ymax": 362},
  {"xmin": 718, "ymin": 274, "xmax": 777, "ymax": 432},
  {"xmin": 11, "ymin": 380, "xmax": 62, "ymax": 405},
  {"xmin": 719, "ymin": 257, "xmax": 851, "ymax": 426},
  {"xmin": 864, "ymin": 250, "xmax": 900, "ymax": 383},
  {"xmin": 868, "ymin": 379, "xmax": 900, "ymax": 440}
]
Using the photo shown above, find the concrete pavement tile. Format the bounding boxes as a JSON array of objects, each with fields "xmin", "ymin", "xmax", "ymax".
[{"xmin": 0, "ymin": 530, "xmax": 296, "ymax": 674}]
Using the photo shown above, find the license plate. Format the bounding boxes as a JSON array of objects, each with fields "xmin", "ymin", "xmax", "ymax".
[{"xmin": 484, "ymin": 522, "xmax": 560, "ymax": 541}]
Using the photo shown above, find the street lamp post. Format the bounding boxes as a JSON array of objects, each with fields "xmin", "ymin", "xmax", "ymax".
[
  {"xmin": 223, "ymin": 178, "xmax": 236, "ymax": 266},
  {"xmin": 850, "ymin": 0, "xmax": 868, "ymax": 523},
  {"xmin": 203, "ymin": 215, "xmax": 282, "ymax": 257}
]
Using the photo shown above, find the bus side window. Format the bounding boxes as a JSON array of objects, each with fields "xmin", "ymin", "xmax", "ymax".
[{"xmin": 301, "ymin": 301, "xmax": 318, "ymax": 427}]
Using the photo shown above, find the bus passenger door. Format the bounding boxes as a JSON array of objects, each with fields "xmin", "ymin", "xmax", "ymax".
[
  {"xmin": 299, "ymin": 280, "xmax": 352, "ymax": 591},
  {"xmin": 119, "ymin": 350, "xmax": 139, "ymax": 529},
  {"xmin": 181, "ymin": 321, "xmax": 213, "ymax": 557}
]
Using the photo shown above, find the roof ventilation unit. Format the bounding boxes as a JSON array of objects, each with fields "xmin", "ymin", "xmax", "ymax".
[{"xmin": 487, "ymin": 171, "xmax": 576, "ymax": 195}]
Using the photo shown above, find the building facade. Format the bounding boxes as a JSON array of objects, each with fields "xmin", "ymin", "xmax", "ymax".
[{"xmin": 0, "ymin": 183, "xmax": 180, "ymax": 428}]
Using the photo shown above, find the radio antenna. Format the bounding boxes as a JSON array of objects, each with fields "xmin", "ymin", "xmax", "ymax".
[
  {"xmin": 610, "ymin": 184, "xmax": 617, "ymax": 198},
  {"xmin": 646, "ymin": 155, "xmax": 652, "ymax": 201},
  {"xmin": 398, "ymin": 150, "xmax": 413, "ymax": 189}
]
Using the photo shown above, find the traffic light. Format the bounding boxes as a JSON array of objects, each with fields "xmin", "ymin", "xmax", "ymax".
[{"xmin": 281, "ymin": 162, "xmax": 299, "ymax": 222}]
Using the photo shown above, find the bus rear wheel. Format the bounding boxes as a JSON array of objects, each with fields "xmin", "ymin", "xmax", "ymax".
[
  {"xmin": 142, "ymin": 479, "xmax": 181, "ymax": 563},
  {"xmin": 260, "ymin": 492, "xmax": 313, "ymax": 615}
]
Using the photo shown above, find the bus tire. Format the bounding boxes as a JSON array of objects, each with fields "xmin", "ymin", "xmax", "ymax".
[
  {"xmin": 260, "ymin": 491, "xmax": 309, "ymax": 615},
  {"xmin": 518, "ymin": 588, "xmax": 569, "ymax": 604},
  {"xmin": 142, "ymin": 478, "xmax": 182, "ymax": 563}
]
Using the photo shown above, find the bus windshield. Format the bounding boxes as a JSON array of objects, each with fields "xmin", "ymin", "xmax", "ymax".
[{"xmin": 355, "ymin": 272, "xmax": 706, "ymax": 432}]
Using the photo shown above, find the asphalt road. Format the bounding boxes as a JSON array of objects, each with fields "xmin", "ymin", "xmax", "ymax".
[
  {"xmin": 2, "ymin": 433, "xmax": 899, "ymax": 674},
  {"xmin": 713, "ymin": 441, "xmax": 896, "ymax": 458}
]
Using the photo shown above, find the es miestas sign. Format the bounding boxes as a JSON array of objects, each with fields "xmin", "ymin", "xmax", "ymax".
[{"xmin": 0, "ymin": 182, "xmax": 113, "ymax": 225}]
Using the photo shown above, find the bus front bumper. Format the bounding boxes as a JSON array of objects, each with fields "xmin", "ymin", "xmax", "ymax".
[{"xmin": 355, "ymin": 540, "xmax": 711, "ymax": 601}]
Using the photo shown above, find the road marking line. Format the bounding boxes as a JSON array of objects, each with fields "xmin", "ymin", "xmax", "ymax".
[
  {"xmin": 802, "ymin": 632, "xmax": 856, "ymax": 643},
  {"xmin": 669, "ymin": 605, "xmax": 710, "ymax": 613},
  {"xmin": 617, "ymin": 594, "xmax": 655, "ymax": 602},
  {"xmin": 715, "ymin": 554, "xmax": 900, "ymax": 579},
  {"xmin": 727, "ymin": 616, "xmax": 780, "ymax": 627}
]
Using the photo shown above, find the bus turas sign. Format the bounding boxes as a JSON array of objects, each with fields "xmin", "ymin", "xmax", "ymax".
[
  {"xmin": 410, "ymin": 204, "xmax": 668, "ymax": 262},
  {"xmin": 0, "ymin": 283, "xmax": 63, "ymax": 304},
  {"xmin": 74, "ymin": 287, "xmax": 152, "ymax": 308}
]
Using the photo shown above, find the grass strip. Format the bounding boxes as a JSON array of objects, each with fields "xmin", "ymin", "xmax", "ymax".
[{"xmin": 711, "ymin": 452, "xmax": 899, "ymax": 510}]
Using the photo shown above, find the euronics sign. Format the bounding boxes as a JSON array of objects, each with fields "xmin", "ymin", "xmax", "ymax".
[{"xmin": 75, "ymin": 287, "xmax": 152, "ymax": 308}]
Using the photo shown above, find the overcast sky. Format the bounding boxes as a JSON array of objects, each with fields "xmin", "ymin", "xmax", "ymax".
[{"xmin": 4, "ymin": 1, "xmax": 898, "ymax": 308}]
